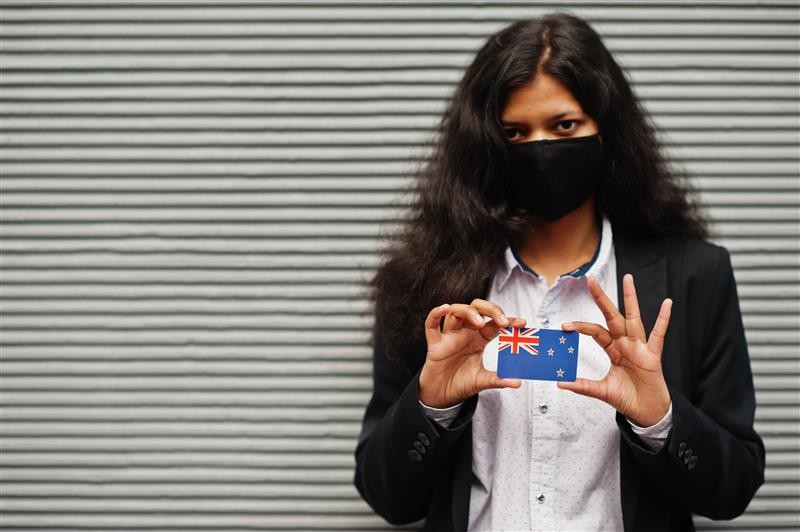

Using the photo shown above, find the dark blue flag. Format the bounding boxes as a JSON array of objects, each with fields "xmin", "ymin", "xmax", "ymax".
[{"xmin": 496, "ymin": 327, "xmax": 579, "ymax": 381}]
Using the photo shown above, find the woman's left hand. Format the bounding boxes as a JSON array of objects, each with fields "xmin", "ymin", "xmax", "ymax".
[{"xmin": 558, "ymin": 273, "xmax": 672, "ymax": 427}]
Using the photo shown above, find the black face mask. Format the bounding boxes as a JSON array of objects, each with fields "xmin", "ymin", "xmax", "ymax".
[{"xmin": 505, "ymin": 133, "xmax": 606, "ymax": 221}]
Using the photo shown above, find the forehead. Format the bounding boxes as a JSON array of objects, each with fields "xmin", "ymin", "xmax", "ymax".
[{"xmin": 501, "ymin": 71, "xmax": 585, "ymax": 121}]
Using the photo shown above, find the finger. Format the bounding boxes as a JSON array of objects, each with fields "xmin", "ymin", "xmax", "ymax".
[
  {"xmin": 478, "ymin": 317, "xmax": 502, "ymax": 341},
  {"xmin": 508, "ymin": 316, "xmax": 527, "ymax": 328},
  {"xmin": 622, "ymin": 274, "xmax": 647, "ymax": 342},
  {"xmin": 586, "ymin": 276, "xmax": 626, "ymax": 338},
  {"xmin": 424, "ymin": 303, "xmax": 451, "ymax": 344},
  {"xmin": 647, "ymin": 298, "xmax": 673, "ymax": 355},
  {"xmin": 469, "ymin": 298, "xmax": 510, "ymax": 328},
  {"xmin": 482, "ymin": 314, "xmax": 530, "ymax": 341},
  {"xmin": 444, "ymin": 304, "xmax": 485, "ymax": 331},
  {"xmin": 562, "ymin": 321, "xmax": 623, "ymax": 364},
  {"xmin": 562, "ymin": 320, "xmax": 613, "ymax": 349},
  {"xmin": 480, "ymin": 316, "xmax": 527, "ymax": 341},
  {"xmin": 557, "ymin": 377, "xmax": 609, "ymax": 404},
  {"xmin": 475, "ymin": 369, "xmax": 522, "ymax": 393},
  {"xmin": 442, "ymin": 312, "xmax": 464, "ymax": 333}
]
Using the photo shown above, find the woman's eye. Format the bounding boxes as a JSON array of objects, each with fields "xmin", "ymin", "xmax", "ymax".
[
  {"xmin": 556, "ymin": 120, "xmax": 577, "ymax": 131},
  {"xmin": 503, "ymin": 128, "xmax": 521, "ymax": 140}
]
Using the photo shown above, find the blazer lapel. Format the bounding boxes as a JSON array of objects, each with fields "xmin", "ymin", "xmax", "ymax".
[{"xmin": 613, "ymin": 229, "xmax": 668, "ymax": 531}]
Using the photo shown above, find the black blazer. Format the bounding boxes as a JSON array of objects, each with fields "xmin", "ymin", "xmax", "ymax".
[{"xmin": 354, "ymin": 229, "xmax": 766, "ymax": 531}]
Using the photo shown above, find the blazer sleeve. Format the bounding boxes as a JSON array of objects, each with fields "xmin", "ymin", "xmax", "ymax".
[
  {"xmin": 353, "ymin": 328, "xmax": 479, "ymax": 525},
  {"xmin": 616, "ymin": 244, "xmax": 766, "ymax": 520}
]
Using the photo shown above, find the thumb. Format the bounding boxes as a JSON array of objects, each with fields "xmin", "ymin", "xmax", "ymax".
[
  {"xmin": 475, "ymin": 369, "xmax": 522, "ymax": 393},
  {"xmin": 557, "ymin": 378, "xmax": 609, "ymax": 403}
]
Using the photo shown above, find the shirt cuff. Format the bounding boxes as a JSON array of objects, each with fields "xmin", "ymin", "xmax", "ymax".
[
  {"xmin": 626, "ymin": 401, "xmax": 673, "ymax": 452},
  {"xmin": 419, "ymin": 399, "xmax": 465, "ymax": 429}
]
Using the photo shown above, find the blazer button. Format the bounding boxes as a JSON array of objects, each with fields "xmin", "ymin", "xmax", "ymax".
[
  {"xmin": 414, "ymin": 441, "xmax": 427, "ymax": 454},
  {"xmin": 683, "ymin": 449, "xmax": 693, "ymax": 465},
  {"xmin": 688, "ymin": 455, "xmax": 698, "ymax": 470},
  {"xmin": 418, "ymin": 432, "xmax": 430, "ymax": 446},
  {"xmin": 408, "ymin": 449, "xmax": 422, "ymax": 462},
  {"xmin": 677, "ymin": 442, "xmax": 686, "ymax": 458}
]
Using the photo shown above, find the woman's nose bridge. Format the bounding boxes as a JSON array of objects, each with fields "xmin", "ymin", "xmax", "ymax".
[
  {"xmin": 512, "ymin": 120, "xmax": 560, "ymax": 142},
  {"xmin": 525, "ymin": 128, "xmax": 558, "ymax": 142}
]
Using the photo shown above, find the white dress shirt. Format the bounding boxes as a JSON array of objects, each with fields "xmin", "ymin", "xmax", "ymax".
[{"xmin": 420, "ymin": 216, "xmax": 673, "ymax": 531}]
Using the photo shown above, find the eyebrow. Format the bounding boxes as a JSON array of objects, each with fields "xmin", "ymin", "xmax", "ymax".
[{"xmin": 501, "ymin": 110, "xmax": 583, "ymax": 125}]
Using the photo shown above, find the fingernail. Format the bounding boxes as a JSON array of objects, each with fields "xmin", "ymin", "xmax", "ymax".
[
  {"xmin": 561, "ymin": 322, "xmax": 574, "ymax": 330},
  {"xmin": 500, "ymin": 313, "xmax": 509, "ymax": 324}
]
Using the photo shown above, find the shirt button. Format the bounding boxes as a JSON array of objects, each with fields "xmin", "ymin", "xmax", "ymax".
[
  {"xmin": 538, "ymin": 404, "xmax": 548, "ymax": 414},
  {"xmin": 542, "ymin": 317, "xmax": 550, "ymax": 327},
  {"xmin": 537, "ymin": 494, "xmax": 545, "ymax": 504}
]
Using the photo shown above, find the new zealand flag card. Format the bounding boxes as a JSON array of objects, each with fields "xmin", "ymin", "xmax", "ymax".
[{"xmin": 496, "ymin": 327, "xmax": 579, "ymax": 382}]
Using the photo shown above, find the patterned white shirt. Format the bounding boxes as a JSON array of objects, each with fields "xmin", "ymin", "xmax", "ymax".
[{"xmin": 420, "ymin": 216, "xmax": 673, "ymax": 531}]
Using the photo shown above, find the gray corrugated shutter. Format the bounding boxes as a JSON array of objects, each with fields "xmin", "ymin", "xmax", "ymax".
[{"xmin": 1, "ymin": 1, "xmax": 797, "ymax": 530}]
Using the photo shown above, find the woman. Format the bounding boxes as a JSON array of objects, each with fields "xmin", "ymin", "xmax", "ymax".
[{"xmin": 353, "ymin": 12, "xmax": 764, "ymax": 532}]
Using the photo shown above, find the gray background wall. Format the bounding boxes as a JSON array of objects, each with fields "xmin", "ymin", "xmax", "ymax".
[{"xmin": 0, "ymin": 1, "xmax": 798, "ymax": 530}]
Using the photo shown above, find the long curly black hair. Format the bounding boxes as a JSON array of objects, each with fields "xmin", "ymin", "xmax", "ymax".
[{"xmin": 371, "ymin": 12, "xmax": 709, "ymax": 366}]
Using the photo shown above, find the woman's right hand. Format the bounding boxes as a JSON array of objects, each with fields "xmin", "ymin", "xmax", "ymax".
[{"xmin": 418, "ymin": 299, "xmax": 527, "ymax": 409}]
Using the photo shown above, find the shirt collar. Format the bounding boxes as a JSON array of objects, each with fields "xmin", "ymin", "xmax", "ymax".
[{"xmin": 495, "ymin": 215, "xmax": 614, "ymax": 291}]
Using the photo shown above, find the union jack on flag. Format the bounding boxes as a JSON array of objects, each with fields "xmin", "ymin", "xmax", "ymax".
[{"xmin": 498, "ymin": 326, "xmax": 540, "ymax": 356}]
